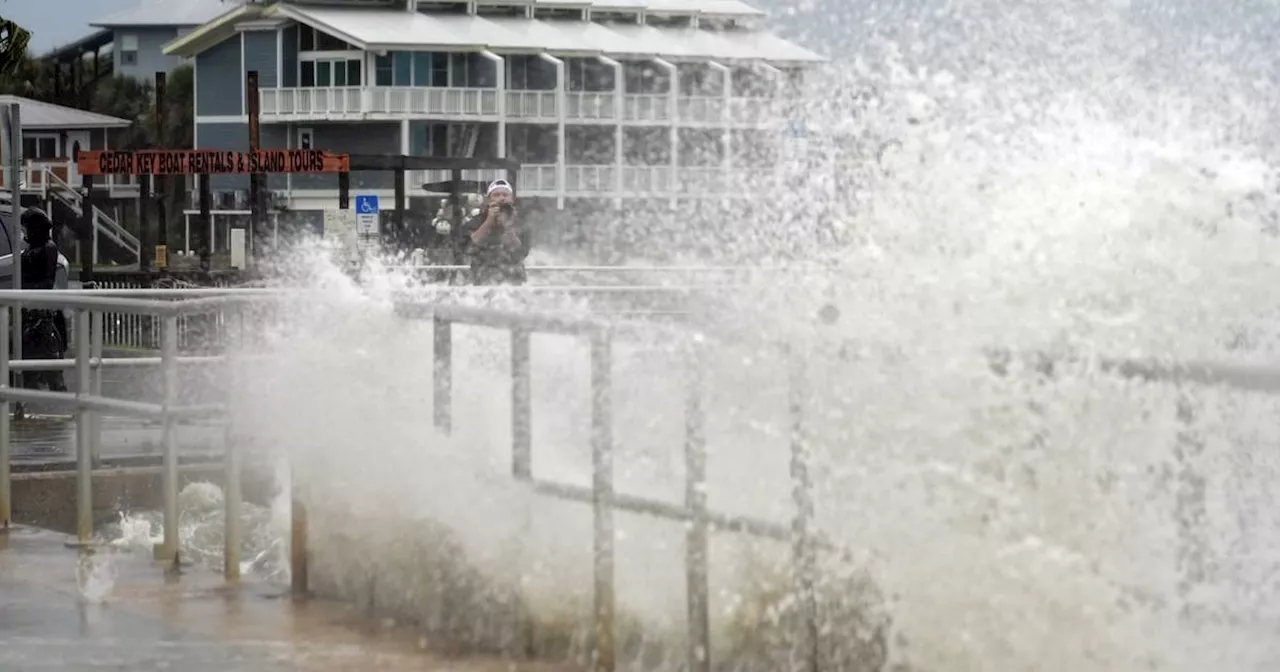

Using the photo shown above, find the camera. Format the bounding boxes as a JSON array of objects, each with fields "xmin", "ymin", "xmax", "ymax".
[{"xmin": 499, "ymin": 203, "xmax": 514, "ymax": 216}]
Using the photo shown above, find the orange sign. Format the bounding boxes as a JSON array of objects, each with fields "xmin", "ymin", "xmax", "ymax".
[{"xmin": 77, "ymin": 149, "xmax": 351, "ymax": 176}]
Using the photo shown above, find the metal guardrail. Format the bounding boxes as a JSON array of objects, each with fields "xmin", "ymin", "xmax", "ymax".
[
  {"xmin": 0, "ymin": 290, "xmax": 240, "ymax": 582},
  {"xmin": 401, "ymin": 300, "xmax": 825, "ymax": 672},
  {"xmin": 2, "ymin": 285, "xmax": 1272, "ymax": 671},
  {"xmin": 83, "ymin": 266, "xmax": 763, "ymax": 349}
]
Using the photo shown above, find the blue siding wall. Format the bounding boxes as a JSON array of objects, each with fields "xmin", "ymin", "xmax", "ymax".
[
  {"xmin": 242, "ymin": 30, "xmax": 278, "ymax": 91},
  {"xmin": 113, "ymin": 27, "xmax": 183, "ymax": 82},
  {"xmin": 195, "ymin": 35, "xmax": 242, "ymax": 117},
  {"xmin": 291, "ymin": 123, "xmax": 400, "ymax": 190},
  {"xmin": 197, "ymin": 123, "xmax": 398, "ymax": 192},
  {"xmin": 196, "ymin": 122, "xmax": 249, "ymax": 191},
  {"xmin": 281, "ymin": 26, "xmax": 298, "ymax": 87},
  {"xmin": 262, "ymin": 125, "xmax": 289, "ymax": 191}
]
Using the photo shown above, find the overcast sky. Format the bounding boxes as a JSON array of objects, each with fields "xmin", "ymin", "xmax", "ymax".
[{"xmin": 4, "ymin": 0, "xmax": 135, "ymax": 53}]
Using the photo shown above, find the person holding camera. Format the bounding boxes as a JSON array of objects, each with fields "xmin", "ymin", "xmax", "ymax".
[{"xmin": 463, "ymin": 179, "xmax": 530, "ymax": 285}]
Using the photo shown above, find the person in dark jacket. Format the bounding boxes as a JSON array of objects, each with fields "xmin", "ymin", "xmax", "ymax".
[
  {"xmin": 19, "ymin": 207, "xmax": 67, "ymax": 392},
  {"xmin": 461, "ymin": 179, "xmax": 531, "ymax": 285}
]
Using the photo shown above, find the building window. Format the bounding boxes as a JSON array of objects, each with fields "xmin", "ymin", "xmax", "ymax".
[
  {"xmin": 119, "ymin": 33, "xmax": 138, "ymax": 66},
  {"xmin": 22, "ymin": 136, "xmax": 59, "ymax": 159},
  {"xmin": 299, "ymin": 58, "xmax": 362, "ymax": 87},
  {"xmin": 297, "ymin": 128, "xmax": 313, "ymax": 150},
  {"xmin": 297, "ymin": 26, "xmax": 354, "ymax": 52},
  {"xmin": 375, "ymin": 54, "xmax": 393, "ymax": 86},
  {"xmin": 393, "ymin": 52, "xmax": 411, "ymax": 87}
]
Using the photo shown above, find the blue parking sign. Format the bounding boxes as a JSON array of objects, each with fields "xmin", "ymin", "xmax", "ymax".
[{"xmin": 355, "ymin": 194, "xmax": 379, "ymax": 214}]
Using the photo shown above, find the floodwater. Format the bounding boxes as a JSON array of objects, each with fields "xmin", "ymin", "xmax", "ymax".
[{"xmin": 0, "ymin": 525, "xmax": 572, "ymax": 671}]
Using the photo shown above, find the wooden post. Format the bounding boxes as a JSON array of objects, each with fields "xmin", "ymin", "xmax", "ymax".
[
  {"xmin": 79, "ymin": 175, "xmax": 95, "ymax": 281},
  {"xmin": 154, "ymin": 72, "xmax": 168, "ymax": 264},
  {"xmin": 197, "ymin": 173, "xmax": 211, "ymax": 272},
  {"xmin": 246, "ymin": 70, "xmax": 262, "ymax": 264}
]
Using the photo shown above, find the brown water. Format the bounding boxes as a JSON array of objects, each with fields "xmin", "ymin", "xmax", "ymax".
[{"xmin": 0, "ymin": 525, "xmax": 576, "ymax": 671}]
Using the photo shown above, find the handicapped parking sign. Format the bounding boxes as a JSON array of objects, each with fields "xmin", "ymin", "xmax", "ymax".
[
  {"xmin": 355, "ymin": 194, "xmax": 379, "ymax": 214},
  {"xmin": 354, "ymin": 194, "xmax": 379, "ymax": 235}
]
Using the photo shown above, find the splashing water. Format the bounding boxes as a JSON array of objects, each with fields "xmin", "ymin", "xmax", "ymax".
[
  {"xmin": 114, "ymin": 1, "xmax": 1280, "ymax": 669},
  {"xmin": 101, "ymin": 482, "xmax": 291, "ymax": 583}
]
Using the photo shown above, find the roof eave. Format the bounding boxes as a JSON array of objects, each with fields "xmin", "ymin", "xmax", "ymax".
[
  {"xmin": 366, "ymin": 43, "xmax": 491, "ymax": 53},
  {"xmin": 26, "ymin": 121, "xmax": 132, "ymax": 130},
  {"xmin": 161, "ymin": 4, "xmax": 264, "ymax": 58},
  {"xmin": 268, "ymin": 4, "xmax": 374, "ymax": 51}
]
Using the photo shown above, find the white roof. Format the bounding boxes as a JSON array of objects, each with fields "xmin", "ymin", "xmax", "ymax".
[
  {"xmin": 643, "ymin": 0, "xmax": 764, "ymax": 16},
  {"xmin": 0, "ymin": 96, "xmax": 131, "ymax": 130},
  {"xmin": 264, "ymin": 5, "xmax": 820, "ymax": 63},
  {"xmin": 91, "ymin": 0, "xmax": 245, "ymax": 27}
]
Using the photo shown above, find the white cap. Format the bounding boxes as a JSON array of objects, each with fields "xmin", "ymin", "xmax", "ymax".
[{"xmin": 486, "ymin": 179, "xmax": 513, "ymax": 196}]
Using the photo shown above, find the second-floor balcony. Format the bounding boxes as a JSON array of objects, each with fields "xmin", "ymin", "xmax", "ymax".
[{"xmin": 260, "ymin": 87, "xmax": 786, "ymax": 127}]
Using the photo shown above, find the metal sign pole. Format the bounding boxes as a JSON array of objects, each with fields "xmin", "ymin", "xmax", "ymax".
[{"xmin": 4, "ymin": 104, "xmax": 22, "ymax": 395}]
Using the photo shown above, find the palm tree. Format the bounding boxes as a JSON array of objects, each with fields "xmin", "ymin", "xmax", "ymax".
[{"xmin": 0, "ymin": 16, "xmax": 30, "ymax": 78}]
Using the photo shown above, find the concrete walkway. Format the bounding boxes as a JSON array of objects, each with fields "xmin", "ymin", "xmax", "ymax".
[{"xmin": 0, "ymin": 526, "xmax": 573, "ymax": 672}]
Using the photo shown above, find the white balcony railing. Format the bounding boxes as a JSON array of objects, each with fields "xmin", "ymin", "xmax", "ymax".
[
  {"xmin": 366, "ymin": 87, "xmax": 499, "ymax": 117},
  {"xmin": 407, "ymin": 168, "xmax": 512, "ymax": 192},
  {"xmin": 623, "ymin": 94, "xmax": 671, "ymax": 123},
  {"xmin": 566, "ymin": 92, "xmax": 617, "ymax": 121},
  {"xmin": 261, "ymin": 87, "xmax": 365, "ymax": 118},
  {"xmin": 258, "ymin": 87, "xmax": 784, "ymax": 127},
  {"xmin": 506, "ymin": 90, "xmax": 558, "ymax": 120},
  {"xmin": 519, "ymin": 164, "xmax": 558, "ymax": 193},
  {"xmin": 286, "ymin": 165, "xmax": 773, "ymax": 201}
]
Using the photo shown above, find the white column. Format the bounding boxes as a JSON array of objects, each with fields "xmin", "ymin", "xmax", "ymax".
[
  {"xmin": 707, "ymin": 60, "xmax": 731, "ymax": 193},
  {"xmin": 651, "ymin": 57, "xmax": 678, "ymax": 208},
  {"xmin": 755, "ymin": 63, "xmax": 784, "ymax": 188},
  {"xmin": 481, "ymin": 50, "xmax": 506, "ymax": 159},
  {"xmin": 539, "ymin": 52, "xmax": 566, "ymax": 209},
  {"xmin": 598, "ymin": 55, "xmax": 623, "ymax": 208},
  {"xmin": 366, "ymin": 51, "xmax": 381, "ymax": 112},
  {"xmin": 275, "ymin": 27, "xmax": 283, "ymax": 86},
  {"xmin": 400, "ymin": 118, "xmax": 410, "ymax": 204}
]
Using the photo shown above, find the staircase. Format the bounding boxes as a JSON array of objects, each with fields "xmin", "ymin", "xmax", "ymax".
[
  {"xmin": 40, "ymin": 167, "xmax": 141, "ymax": 267},
  {"xmin": 450, "ymin": 123, "xmax": 479, "ymax": 158}
]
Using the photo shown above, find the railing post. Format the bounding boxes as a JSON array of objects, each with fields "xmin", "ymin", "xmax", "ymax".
[
  {"xmin": 89, "ymin": 311, "xmax": 104, "ymax": 467},
  {"xmin": 788, "ymin": 347, "xmax": 820, "ymax": 672},
  {"xmin": 223, "ymin": 308, "xmax": 242, "ymax": 583},
  {"xmin": 433, "ymin": 315, "xmax": 452, "ymax": 434},
  {"xmin": 73, "ymin": 309, "xmax": 93, "ymax": 548},
  {"xmin": 511, "ymin": 328, "xmax": 532, "ymax": 479},
  {"xmin": 1173, "ymin": 393, "xmax": 1208, "ymax": 617},
  {"xmin": 157, "ymin": 314, "xmax": 181, "ymax": 572},
  {"xmin": 291, "ymin": 470, "xmax": 309, "ymax": 596},
  {"xmin": 684, "ymin": 341, "xmax": 710, "ymax": 672},
  {"xmin": 0, "ymin": 304, "xmax": 10, "ymax": 531},
  {"xmin": 590, "ymin": 333, "xmax": 616, "ymax": 672}
]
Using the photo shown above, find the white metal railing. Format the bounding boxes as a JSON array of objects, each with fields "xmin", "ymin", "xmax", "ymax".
[
  {"xmin": 621, "ymin": 165, "xmax": 673, "ymax": 194},
  {"xmin": 730, "ymin": 96, "xmax": 780, "ymax": 126},
  {"xmin": 566, "ymin": 92, "xmax": 617, "ymax": 121},
  {"xmin": 261, "ymin": 86, "xmax": 364, "ymax": 118},
  {"xmin": 564, "ymin": 165, "xmax": 615, "ymax": 194},
  {"xmin": 506, "ymin": 90, "xmax": 557, "ymax": 119},
  {"xmin": 258, "ymin": 86, "xmax": 788, "ymax": 127},
  {"xmin": 409, "ymin": 168, "xmax": 511, "ymax": 192},
  {"xmin": 518, "ymin": 164, "xmax": 558, "ymax": 193},
  {"xmin": 623, "ymin": 93, "xmax": 670, "ymax": 123},
  {"xmin": 366, "ymin": 86, "xmax": 499, "ymax": 117},
  {"xmin": 678, "ymin": 96, "xmax": 726, "ymax": 124}
]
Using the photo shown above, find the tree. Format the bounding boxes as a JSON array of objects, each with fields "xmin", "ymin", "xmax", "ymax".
[{"xmin": 0, "ymin": 17, "xmax": 30, "ymax": 78}]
